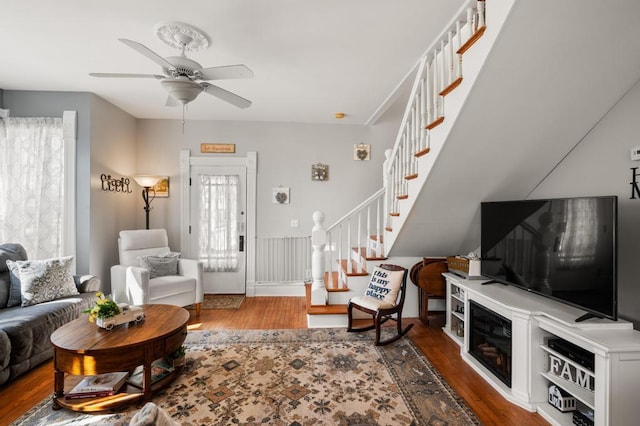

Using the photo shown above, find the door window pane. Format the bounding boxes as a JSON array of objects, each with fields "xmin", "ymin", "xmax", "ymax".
[{"xmin": 198, "ymin": 174, "xmax": 239, "ymax": 272}]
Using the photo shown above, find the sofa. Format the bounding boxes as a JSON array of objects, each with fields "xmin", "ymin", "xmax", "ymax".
[{"xmin": 0, "ymin": 243, "xmax": 100, "ymax": 386}]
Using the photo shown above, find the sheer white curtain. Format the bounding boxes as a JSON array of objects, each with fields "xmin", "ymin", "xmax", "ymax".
[
  {"xmin": 198, "ymin": 174, "xmax": 239, "ymax": 272},
  {"xmin": 0, "ymin": 117, "xmax": 65, "ymax": 259}
]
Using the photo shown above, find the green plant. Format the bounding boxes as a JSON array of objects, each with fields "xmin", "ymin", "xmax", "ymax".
[
  {"xmin": 169, "ymin": 345, "xmax": 186, "ymax": 359},
  {"xmin": 83, "ymin": 292, "xmax": 120, "ymax": 322}
]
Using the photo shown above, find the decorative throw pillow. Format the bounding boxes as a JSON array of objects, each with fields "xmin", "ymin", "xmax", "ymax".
[
  {"xmin": 364, "ymin": 266, "xmax": 405, "ymax": 305},
  {"xmin": 13, "ymin": 256, "xmax": 79, "ymax": 307},
  {"xmin": 139, "ymin": 252, "xmax": 180, "ymax": 279}
]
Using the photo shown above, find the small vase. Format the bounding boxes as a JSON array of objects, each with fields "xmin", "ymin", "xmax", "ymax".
[{"xmin": 171, "ymin": 356, "xmax": 185, "ymax": 368}]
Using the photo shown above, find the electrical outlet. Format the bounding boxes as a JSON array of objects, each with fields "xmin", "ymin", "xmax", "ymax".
[
  {"xmin": 291, "ymin": 219, "xmax": 299, "ymax": 227},
  {"xmin": 631, "ymin": 146, "xmax": 640, "ymax": 161}
]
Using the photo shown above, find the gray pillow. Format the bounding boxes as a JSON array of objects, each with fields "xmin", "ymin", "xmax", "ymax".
[
  {"xmin": 139, "ymin": 252, "xmax": 180, "ymax": 279},
  {"xmin": 10, "ymin": 256, "xmax": 79, "ymax": 307},
  {"xmin": 0, "ymin": 243, "xmax": 28, "ymax": 307}
]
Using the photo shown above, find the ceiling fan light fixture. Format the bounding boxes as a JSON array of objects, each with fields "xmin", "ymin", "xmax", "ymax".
[{"xmin": 161, "ymin": 78, "xmax": 203, "ymax": 104}]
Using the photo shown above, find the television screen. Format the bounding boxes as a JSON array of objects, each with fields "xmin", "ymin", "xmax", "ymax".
[{"xmin": 480, "ymin": 196, "xmax": 617, "ymax": 321}]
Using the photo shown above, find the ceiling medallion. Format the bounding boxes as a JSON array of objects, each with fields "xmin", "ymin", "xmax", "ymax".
[{"xmin": 154, "ymin": 22, "xmax": 210, "ymax": 52}]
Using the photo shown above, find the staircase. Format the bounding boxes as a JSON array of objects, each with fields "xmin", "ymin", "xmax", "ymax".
[{"xmin": 307, "ymin": 0, "xmax": 516, "ymax": 327}]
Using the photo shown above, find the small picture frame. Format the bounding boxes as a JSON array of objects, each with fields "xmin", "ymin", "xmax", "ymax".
[
  {"xmin": 273, "ymin": 187, "xmax": 290, "ymax": 204},
  {"xmin": 312, "ymin": 163, "xmax": 329, "ymax": 181},
  {"xmin": 354, "ymin": 143, "xmax": 370, "ymax": 161},
  {"xmin": 153, "ymin": 177, "xmax": 169, "ymax": 197}
]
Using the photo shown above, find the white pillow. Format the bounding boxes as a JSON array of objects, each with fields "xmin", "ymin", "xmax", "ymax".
[
  {"xmin": 139, "ymin": 252, "xmax": 180, "ymax": 278},
  {"xmin": 364, "ymin": 266, "xmax": 405, "ymax": 305},
  {"xmin": 9, "ymin": 256, "xmax": 79, "ymax": 307}
]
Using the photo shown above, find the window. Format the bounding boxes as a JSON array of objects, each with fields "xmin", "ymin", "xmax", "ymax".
[{"xmin": 0, "ymin": 113, "xmax": 76, "ymax": 259}]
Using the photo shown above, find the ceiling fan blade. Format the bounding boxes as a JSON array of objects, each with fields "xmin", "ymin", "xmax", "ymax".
[
  {"xmin": 89, "ymin": 73, "xmax": 164, "ymax": 79},
  {"xmin": 199, "ymin": 65, "xmax": 254, "ymax": 81},
  {"xmin": 165, "ymin": 95, "xmax": 179, "ymax": 107},
  {"xmin": 119, "ymin": 38, "xmax": 175, "ymax": 70},
  {"xmin": 202, "ymin": 83, "xmax": 252, "ymax": 109}
]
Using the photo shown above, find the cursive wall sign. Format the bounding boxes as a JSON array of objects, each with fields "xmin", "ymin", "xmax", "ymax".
[{"xmin": 101, "ymin": 174, "xmax": 133, "ymax": 193}]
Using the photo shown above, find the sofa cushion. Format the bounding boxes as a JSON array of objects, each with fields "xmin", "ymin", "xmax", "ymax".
[
  {"xmin": 0, "ymin": 329, "xmax": 10, "ymax": 385},
  {"xmin": 0, "ymin": 243, "xmax": 28, "ymax": 307},
  {"xmin": 6, "ymin": 261, "xmax": 23, "ymax": 308},
  {"xmin": 0, "ymin": 272, "xmax": 10, "ymax": 309},
  {"xmin": 0, "ymin": 293, "xmax": 94, "ymax": 377},
  {"xmin": 8, "ymin": 256, "xmax": 79, "ymax": 307},
  {"xmin": 139, "ymin": 252, "xmax": 180, "ymax": 278}
]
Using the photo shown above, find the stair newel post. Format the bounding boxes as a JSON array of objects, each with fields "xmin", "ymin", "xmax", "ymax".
[{"xmin": 311, "ymin": 211, "xmax": 328, "ymax": 305}]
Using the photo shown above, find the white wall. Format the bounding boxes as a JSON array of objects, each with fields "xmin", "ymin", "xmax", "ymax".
[
  {"xmin": 527, "ymin": 79, "xmax": 640, "ymax": 327},
  {"xmin": 89, "ymin": 94, "xmax": 138, "ymax": 293},
  {"xmin": 135, "ymin": 119, "xmax": 397, "ymax": 249}
]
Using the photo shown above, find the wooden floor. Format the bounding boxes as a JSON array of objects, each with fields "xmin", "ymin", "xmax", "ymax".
[{"xmin": 0, "ymin": 297, "xmax": 547, "ymax": 425}]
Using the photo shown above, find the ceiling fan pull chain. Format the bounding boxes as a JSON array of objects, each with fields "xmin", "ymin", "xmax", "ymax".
[{"xmin": 182, "ymin": 103, "xmax": 186, "ymax": 133}]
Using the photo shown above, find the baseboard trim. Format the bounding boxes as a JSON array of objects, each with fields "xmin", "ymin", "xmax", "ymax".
[{"xmin": 252, "ymin": 281, "xmax": 306, "ymax": 297}]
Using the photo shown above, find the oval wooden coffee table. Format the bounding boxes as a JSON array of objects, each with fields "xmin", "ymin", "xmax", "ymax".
[{"xmin": 50, "ymin": 304, "xmax": 189, "ymax": 412}]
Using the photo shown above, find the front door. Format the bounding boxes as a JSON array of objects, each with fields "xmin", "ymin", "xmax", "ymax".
[{"xmin": 190, "ymin": 165, "xmax": 246, "ymax": 294}]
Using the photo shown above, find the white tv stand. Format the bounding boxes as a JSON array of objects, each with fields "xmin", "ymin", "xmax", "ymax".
[{"xmin": 443, "ymin": 273, "xmax": 640, "ymax": 426}]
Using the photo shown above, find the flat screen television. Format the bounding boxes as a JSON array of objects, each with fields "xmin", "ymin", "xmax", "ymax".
[{"xmin": 480, "ymin": 196, "xmax": 617, "ymax": 322}]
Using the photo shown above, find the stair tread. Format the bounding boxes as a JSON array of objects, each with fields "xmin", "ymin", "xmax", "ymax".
[
  {"xmin": 457, "ymin": 26, "xmax": 486, "ymax": 55},
  {"xmin": 356, "ymin": 247, "xmax": 386, "ymax": 261},
  {"xmin": 340, "ymin": 259, "xmax": 368, "ymax": 276},
  {"xmin": 325, "ymin": 271, "xmax": 349, "ymax": 292},
  {"xmin": 305, "ymin": 284, "xmax": 348, "ymax": 315}
]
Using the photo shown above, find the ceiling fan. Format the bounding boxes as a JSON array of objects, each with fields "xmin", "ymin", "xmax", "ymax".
[{"xmin": 90, "ymin": 22, "xmax": 253, "ymax": 109}]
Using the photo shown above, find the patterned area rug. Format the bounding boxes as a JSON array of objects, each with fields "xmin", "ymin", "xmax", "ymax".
[
  {"xmin": 186, "ymin": 294, "xmax": 244, "ymax": 310},
  {"xmin": 13, "ymin": 329, "xmax": 480, "ymax": 425}
]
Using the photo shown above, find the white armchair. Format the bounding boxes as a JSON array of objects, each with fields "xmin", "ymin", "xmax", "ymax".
[{"xmin": 110, "ymin": 229, "xmax": 203, "ymax": 316}]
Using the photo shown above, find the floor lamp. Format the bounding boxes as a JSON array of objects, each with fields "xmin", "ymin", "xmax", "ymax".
[{"xmin": 133, "ymin": 175, "xmax": 162, "ymax": 229}]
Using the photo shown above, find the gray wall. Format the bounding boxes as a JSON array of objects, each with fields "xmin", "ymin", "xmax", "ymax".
[
  {"xmin": 2, "ymin": 91, "xmax": 138, "ymax": 292},
  {"xmin": 136, "ymin": 119, "xmax": 397, "ymax": 249},
  {"xmin": 527, "ymin": 79, "xmax": 640, "ymax": 326},
  {"xmin": 3, "ymin": 90, "xmax": 93, "ymax": 274}
]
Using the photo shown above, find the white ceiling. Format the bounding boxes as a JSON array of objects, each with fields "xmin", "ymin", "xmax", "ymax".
[{"xmin": 0, "ymin": 0, "xmax": 465, "ymax": 124}]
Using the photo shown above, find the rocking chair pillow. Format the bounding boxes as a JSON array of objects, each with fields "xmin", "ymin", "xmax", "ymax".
[{"xmin": 364, "ymin": 266, "xmax": 405, "ymax": 305}]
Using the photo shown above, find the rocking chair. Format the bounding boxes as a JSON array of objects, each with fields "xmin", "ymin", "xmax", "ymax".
[{"xmin": 347, "ymin": 264, "xmax": 414, "ymax": 346}]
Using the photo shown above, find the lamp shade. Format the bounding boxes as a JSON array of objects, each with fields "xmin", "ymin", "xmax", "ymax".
[{"xmin": 133, "ymin": 175, "xmax": 162, "ymax": 188}]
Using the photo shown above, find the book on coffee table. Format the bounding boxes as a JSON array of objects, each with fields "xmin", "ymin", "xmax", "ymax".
[
  {"xmin": 126, "ymin": 358, "xmax": 175, "ymax": 388},
  {"xmin": 65, "ymin": 371, "xmax": 128, "ymax": 399}
]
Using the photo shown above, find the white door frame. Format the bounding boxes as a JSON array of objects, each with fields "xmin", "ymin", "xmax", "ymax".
[{"xmin": 180, "ymin": 150, "xmax": 257, "ymax": 295}]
